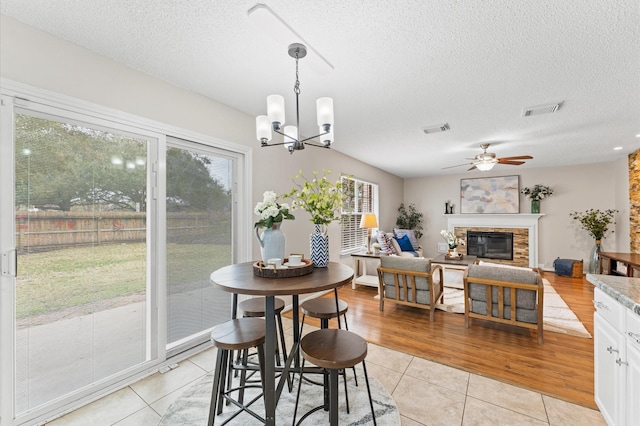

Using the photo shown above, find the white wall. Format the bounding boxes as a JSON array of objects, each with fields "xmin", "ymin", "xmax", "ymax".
[
  {"xmin": 404, "ymin": 162, "xmax": 626, "ymax": 269},
  {"xmin": 0, "ymin": 14, "xmax": 404, "ymax": 267}
]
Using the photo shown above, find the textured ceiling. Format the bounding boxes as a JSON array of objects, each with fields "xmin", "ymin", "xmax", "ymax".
[{"xmin": 2, "ymin": 0, "xmax": 639, "ymax": 178}]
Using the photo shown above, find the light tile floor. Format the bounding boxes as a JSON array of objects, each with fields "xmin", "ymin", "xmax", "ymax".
[{"xmin": 47, "ymin": 318, "xmax": 606, "ymax": 426}]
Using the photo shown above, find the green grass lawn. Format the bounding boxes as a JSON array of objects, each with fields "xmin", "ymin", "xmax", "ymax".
[{"xmin": 16, "ymin": 242, "xmax": 231, "ymax": 319}]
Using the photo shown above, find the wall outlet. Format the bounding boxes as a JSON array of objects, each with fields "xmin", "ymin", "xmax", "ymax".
[{"xmin": 437, "ymin": 242, "xmax": 448, "ymax": 253}]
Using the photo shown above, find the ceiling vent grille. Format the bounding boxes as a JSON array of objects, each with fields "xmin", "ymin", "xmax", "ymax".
[
  {"xmin": 422, "ymin": 123, "xmax": 450, "ymax": 134},
  {"xmin": 522, "ymin": 102, "xmax": 563, "ymax": 117}
]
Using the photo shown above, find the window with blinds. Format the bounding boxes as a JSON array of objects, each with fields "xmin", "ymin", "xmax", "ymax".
[{"xmin": 341, "ymin": 176, "xmax": 378, "ymax": 253}]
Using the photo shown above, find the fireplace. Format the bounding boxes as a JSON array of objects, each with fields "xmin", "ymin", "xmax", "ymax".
[{"xmin": 467, "ymin": 231, "xmax": 514, "ymax": 260}]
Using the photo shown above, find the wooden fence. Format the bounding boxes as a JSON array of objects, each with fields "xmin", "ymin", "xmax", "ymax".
[{"xmin": 15, "ymin": 211, "xmax": 230, "ymax": 252}]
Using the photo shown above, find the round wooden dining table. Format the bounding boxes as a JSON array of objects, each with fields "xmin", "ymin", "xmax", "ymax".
[{"xmin": 210, "ymin": 261, "xmax": 354, "ymax": 426}]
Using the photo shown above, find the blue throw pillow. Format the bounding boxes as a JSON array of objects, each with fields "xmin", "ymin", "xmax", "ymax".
[{"xmin": 394, "ymin": 234, "xmax": 414, "ymax": 252}]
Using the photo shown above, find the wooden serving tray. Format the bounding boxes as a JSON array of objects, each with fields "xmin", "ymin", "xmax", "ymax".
[{"xmin": 252, "ymin": 258, "xmax": 314, "ymax": 278}]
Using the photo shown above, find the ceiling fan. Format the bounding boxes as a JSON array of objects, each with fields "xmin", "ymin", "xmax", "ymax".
[{"xmin": 443, "ymin": 143, "xmax": 533, "ymax": 171}]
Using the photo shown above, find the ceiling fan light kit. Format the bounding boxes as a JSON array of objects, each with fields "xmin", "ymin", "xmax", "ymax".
[
  {"xmin": 255, "ymin": 43, "xmax": 334, "ymax": 154},
  {"xmin": 443, "ymin": 143, "xmax": 533, "ymax": 172}
]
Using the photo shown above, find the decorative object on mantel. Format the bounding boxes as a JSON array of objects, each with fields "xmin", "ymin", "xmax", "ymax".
[
  {"xmin": 460, "ymin": 175, "xmax": 519, "ymax": 214},
  {"xmin": 286, "ymin": 170, "xmax": 345, "ymax": 267},
  {"xmin": 254, "ymin": 191, "xmax": 295, "ymax": 263},
  {"xmin": 255, "ymin": 43, "xmax": 334, "ymax": 154},
  {"xmin": 440, "ymin": 229, "xmax": 465, "ymax": 259},
  {"xmin": 569, "ymin": 208, "xmax": 618, "ymax": 273},
  {"xmin": 521, "ymin": 184, "xmax": 553, "ymax": 213},
  {"xmin": 396, "ymin": 203, "xmax": 424, "ymax": 238}
]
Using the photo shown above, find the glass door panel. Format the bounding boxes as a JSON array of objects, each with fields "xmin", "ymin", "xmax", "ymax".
[
  {"xmin": 166, "ymin": 142, "xmax": 232, "ymax": 349},
  {"xmin": 14, "ymin": 112, "xmax": 150, "ymax": 414}
]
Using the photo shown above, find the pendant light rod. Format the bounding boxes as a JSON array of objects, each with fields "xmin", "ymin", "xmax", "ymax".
[{"xmin": 256, "ymin": 43, "xmax": 334, "ymax": 154}]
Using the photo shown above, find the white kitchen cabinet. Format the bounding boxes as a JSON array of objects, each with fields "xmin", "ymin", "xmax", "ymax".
[
  {"xmin": 626, "ymin": 310, "xmax": 640, "ymax": 424},
  {"xmin": 594, "ymin": 287, "xmax": 640, "ymax": 426}
]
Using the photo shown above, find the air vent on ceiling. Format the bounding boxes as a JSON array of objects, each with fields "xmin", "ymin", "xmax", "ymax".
[
  {"xmin": 422, "ymin": 123, "xmax": 450, "ymax": 134},
  {"xmin": 522, "ymin": 102, "xmax": 563, "ymax": 117}
]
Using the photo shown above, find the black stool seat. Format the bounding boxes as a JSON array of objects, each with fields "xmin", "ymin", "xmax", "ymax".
[{"xmin": 238, "ymin": 297, "xmax": 285, "ymax": 317}]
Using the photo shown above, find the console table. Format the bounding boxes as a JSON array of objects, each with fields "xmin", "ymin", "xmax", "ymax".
[
  {"xmin": 599, "ymin": 252, "xmax": 640, "ymax": 277},
  {"xmin": 351, "ymin": 252, "xmax": 385, "ymax": 289}
]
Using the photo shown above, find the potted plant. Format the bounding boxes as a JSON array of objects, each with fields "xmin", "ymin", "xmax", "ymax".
[
  {"xmin": 569, "ymin": 208, "xmax": 618, "ymax": 273},
  {"xmin": 286, "ymin": 170, "xmax": 346, "ymax": 267},
  {"xmin": 440, "ymin": 229, "xmax": 465, "ymax": 258},
  {"xmin": 396, "ymin": 203, "xmax": 424, "ymax": 239},
  {"xmin": 520, "ymin": 184, "xmax": 553, "ymax": 213}
]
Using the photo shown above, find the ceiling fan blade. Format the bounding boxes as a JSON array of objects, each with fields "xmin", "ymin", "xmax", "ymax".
[
  {"xmin": 498, "ymin": 155, "xmax": 533, "ymax": 161},
  {"xmin": 442, "ymin": 162, "xmax": 474, "ymax": 170},
  {"xmin": 497, "ymin": 160, "xmax": 526, "ymax": 165},
  {"xmin": 467, "ymin": 165, "xmax": 477, "ymax": 171}
]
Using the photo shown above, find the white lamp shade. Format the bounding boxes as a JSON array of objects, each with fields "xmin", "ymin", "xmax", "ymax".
[
  {"xmin": 316, "ymin": 97, "xmax": 334, "ymax": 127},
  {"xmin": 283, "ymin": 125, "xmax": 298, "ymax": 149},
  {"xmin": 476, "ymin": 161, "xmax": 496, "ymax": 171},
  {"xmin": 359, "ymin": 213, "xmax": 378, "ymax": 229},
  {"xmin": 267, "ymin": 94, "xmax": 285, "ymax": 125},
  {"xmin": 256, "ymin": 115, "xmax": 272, "ymax": 141}
]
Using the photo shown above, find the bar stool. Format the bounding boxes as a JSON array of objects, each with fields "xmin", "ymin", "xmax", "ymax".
[
  {"xmin": 293, "ymin": 329, "xmax": 377, "ymax": 426},
  {"xmin": 208, "ymin": 318, "xmax": 266, "ymax": 426},
  {"xmin": 238, "ymin": 297, "xmax": 288, "ymax": 367}
]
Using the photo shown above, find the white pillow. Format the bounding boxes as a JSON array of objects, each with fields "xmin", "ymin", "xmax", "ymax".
[
  {"xmin": 393, "ymin": 228, "xmax": 420, "ymax": 250},
  {"xmin": 478, "ymin": 260, "xmax": 532, "ymax": 271}
]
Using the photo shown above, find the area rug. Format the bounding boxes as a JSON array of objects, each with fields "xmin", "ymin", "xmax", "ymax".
[
  {"xmin": 158, "ymin": 366, "xmax": 400, "ymax": 425},
  {"xmin": 434, "ymin": 277, "xmax": 592, "ymax": 338}
]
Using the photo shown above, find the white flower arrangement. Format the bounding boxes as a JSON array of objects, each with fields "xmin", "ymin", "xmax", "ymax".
[
  {"xmin": 440, "ymin": 229, "xmax": 465, "ymax": 249},
  {"xmin": 254, "ymin": 190, "xmax": 294, "ymax": 229},
  {"xmin": 520, "ymin": 184, "xmax": 553, "ymax": 201}
]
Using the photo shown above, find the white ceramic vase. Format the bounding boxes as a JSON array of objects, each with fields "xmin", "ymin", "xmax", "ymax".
[{"xmin": 255, "ymin": 222, "xmax": 285, "ymax": 263}]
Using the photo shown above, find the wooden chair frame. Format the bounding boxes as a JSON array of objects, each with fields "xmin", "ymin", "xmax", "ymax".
[
  {"xmin": 463, "ymin": 270, "xmax": 544, "ymax": 344},
  {"xmin": 377, "ymin": 263, "xmax": 444, "ymax": 321}
]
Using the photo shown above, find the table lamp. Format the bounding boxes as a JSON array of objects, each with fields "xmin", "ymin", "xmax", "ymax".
[{"xmin": 359, "ymin": 213, "xmax": 378, "ymax": 254}]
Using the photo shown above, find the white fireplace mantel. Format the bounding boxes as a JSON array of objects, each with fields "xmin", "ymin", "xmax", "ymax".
[{"xmin": 446, "ymin": 214, "xmax": 544, "ymax": 268}]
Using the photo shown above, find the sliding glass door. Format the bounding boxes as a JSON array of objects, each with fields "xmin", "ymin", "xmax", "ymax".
[
  {"xmin": 10, "ymin": 109, "xmax": 154, "ymax": 416},
  {"xmin": 165, "ymin": 138, "xmax": 233, "ymax": 353}
]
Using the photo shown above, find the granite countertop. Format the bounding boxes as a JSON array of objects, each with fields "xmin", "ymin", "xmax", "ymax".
[{"xmin": 587, "ymin": 274, "xmax": 640, "ymax": 316}]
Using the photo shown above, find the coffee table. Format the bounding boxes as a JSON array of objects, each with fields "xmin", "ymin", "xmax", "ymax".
[{"xmin": 432, "ymin": 254, "xmax": 477, "ymax": 289}]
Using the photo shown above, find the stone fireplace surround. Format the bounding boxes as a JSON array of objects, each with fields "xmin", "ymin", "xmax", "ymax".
[{"xmin": 446, "ymin": 214, "xmax": 544, "ymax": 268}]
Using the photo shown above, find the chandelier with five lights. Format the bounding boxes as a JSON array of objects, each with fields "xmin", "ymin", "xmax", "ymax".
[{"xmin": 255, "ymin": 43, "xmax": 334, "ymax": 154}]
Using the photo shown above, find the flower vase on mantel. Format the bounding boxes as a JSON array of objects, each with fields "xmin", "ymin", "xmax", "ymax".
[
  {"xmin": 531, "ymin": 199, "xmax": 540, "ymax": 214},
  {"xmin": 310, "ymin": 224, "xmax": 329, "ymax": 267},
  {"xmin": 255, "ymin": 222, "xmax": 286, "ymax": 263},
  {"xmin": 589, "ymin": 239, "xmax": 602, "ymax": 274}
]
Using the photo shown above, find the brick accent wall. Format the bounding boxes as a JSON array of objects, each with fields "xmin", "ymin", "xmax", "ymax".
[
  {"xmin": 454, "ymin": 227, "xmax": 529, "ymax": 267},
  {"xmin": 630, "ymin": 150, "xmax": 640, "ymax": 252}
]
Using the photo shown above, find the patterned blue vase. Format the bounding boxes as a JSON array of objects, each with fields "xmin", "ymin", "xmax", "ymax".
[{"xmin": 310, "ymin": 224, "xmax": 329, "ymax": 267}]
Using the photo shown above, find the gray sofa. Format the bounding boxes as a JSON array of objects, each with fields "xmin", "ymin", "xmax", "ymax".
[
  {"xmin": 377, "ymin": 256, "xmax": 443, "ymax": 321},
  {"xmin": 463, "ymin": 264, "xmax": 544, "ymax": 343}
]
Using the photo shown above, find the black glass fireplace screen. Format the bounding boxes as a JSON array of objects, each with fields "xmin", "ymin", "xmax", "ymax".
[{"xmin": 467, "ymin": 231, "xmax": 514, "ymax": 260}]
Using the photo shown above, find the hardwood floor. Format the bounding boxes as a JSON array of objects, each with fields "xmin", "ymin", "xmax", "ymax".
[{"xmin": 292, "ymin": 271, "xmax": 598, "ymax": 410}]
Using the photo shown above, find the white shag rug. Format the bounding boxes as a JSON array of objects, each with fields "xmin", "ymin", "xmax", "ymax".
[{"xmin": 158, "ymin": 365, "xmax": 400, "ymax": 425}]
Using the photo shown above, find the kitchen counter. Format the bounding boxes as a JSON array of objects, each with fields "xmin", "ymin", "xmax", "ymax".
[{"xmin": 587, "ymin": 273, "xmax": 640, "ymax": 316}]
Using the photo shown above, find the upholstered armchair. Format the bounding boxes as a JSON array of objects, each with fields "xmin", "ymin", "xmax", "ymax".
[
  {"xmin": 463, "ymin": 264, "xmax": 544, "ymax": 343},
  {"xmin": 376, "ymin": 256, "xmax": 444, "ymax": 321}
]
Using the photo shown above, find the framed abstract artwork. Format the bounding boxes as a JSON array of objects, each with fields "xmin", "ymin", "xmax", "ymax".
[{"xmin": 460, "ymin": 175, "xmax": 519, "ymax": 214}]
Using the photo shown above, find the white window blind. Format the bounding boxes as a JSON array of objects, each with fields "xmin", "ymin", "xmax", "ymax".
[{"xmin": 341, "ymin": 176, "xmax": 378, "ymax": 253}]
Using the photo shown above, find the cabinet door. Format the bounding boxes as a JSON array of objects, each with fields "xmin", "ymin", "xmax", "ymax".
[
  {"xmin": 627, "ymin": 342, "xmax": 640, "ymax": 426},
  {"xmin": 595, "ymin": 313, "xmax": 626, "ymax": 426}
]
